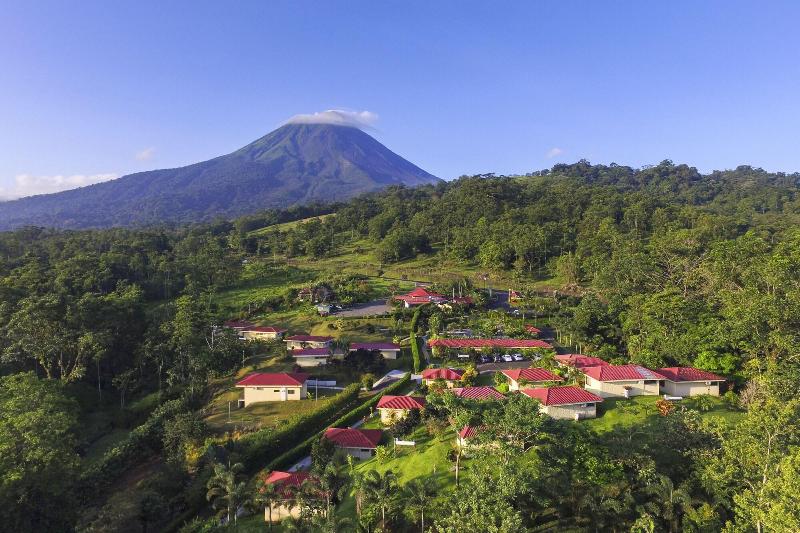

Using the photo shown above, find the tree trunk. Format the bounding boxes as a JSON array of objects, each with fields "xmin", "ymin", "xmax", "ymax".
[{"xmin": 421, "ymin": 509, "xmax": 424, "ymax": 533}]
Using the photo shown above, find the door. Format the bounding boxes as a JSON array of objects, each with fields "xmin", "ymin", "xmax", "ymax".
[{"xmin": 281, "ymin": 388, "xmax": 288, "ymax": 401}]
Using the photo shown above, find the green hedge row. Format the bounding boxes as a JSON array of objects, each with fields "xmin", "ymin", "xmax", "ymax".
[
  {"xmin": 237, "ymin": 382, "xmax": 361, "ymax": 471},
  {"xmin": 265, "ymin": 372, "xmax": 412, "ymax": 471},
  {"xmin": 410, "ymin": 306, "xmax": 424, "ymax": 373}
]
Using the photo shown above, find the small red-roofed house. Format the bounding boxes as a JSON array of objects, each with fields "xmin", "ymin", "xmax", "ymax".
[
  {"xmin": 421, "ymin": 367, "xmax": 465, "ymax": 388},
  {"xmin": 323, "ymin": 428, "xmax": 383, "ymax": 460},
  {"xmin": 657, "ymin": 367, "xmax": 726, "ymax": 397},
  {"xmin": 290, "ymin": 348, "xmax": 332, "ymax": 367},
  {"xmin": 452, "ymin": 386, "xmax": 506, "ymax": 401},
  {"xmin": 582, "ymin": 365, "xmax": 666, "ymax": 398},
  {"xmin": 456, "ymin": 425, "xmax": 482, "ymax": 448},
  {"xmin": 524, "ymin": 325, "xmax": 541, "ymax": 336},
  {"xmin": 555, "ymin": 354, "xmax": 610, "ymax": 370},
  {"xmin": 284, "ymin": 335, "xmax": 334, "ymax": 350},
  {"xmin": 235, "ymin": 373, "xmax": 309, "ymax": 405},
  {"xmin": 394, "ymin": 286, "xmax": 448, "ymax": 308},
  {"xmin": 501, "ymin": 368, "xmax": 563, "ymax": 391},
  {"xmin": 376, "ymin": 395, "xmax": 426, "ymax": 424},
  {"xmin": 349, "ymin": 342, "xmax": 401, "ymax": 359},
  {"xmin": 522, "ymin": 386, "xmax": 604, "ymax": 420},
  {"xmin": 262, "ymin": 471, "xmax": 313, "ymax": 521},
  {"xmin": 241, "ymin": 325, "xmax": 288, "ymax": 341}
]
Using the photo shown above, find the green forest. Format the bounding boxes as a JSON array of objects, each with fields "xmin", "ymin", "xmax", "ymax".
[{"xmin": 1, "ymin": 160, "xmax": 799, "ymax": 532}]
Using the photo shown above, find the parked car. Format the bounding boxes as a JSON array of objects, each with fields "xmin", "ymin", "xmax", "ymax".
[
  {"xmin": 501, "ymin": 354, "xmax": 514, "ymax": 362},
  {"xmin": 480, "ymin": 355, "xmax": 493, "ymax": 364},
  {"xmin": 457, "ymin": 354, "xmax": 471, "ymax": 361},
  {"xmin": 511, "ymin": 353, "xmax": 525, "ymax": 362},
  {"xmin": 493, "ymin": 354, "xmax": 504, "ymax": 363}
]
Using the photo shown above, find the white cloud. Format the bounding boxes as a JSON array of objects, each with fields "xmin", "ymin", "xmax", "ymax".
[
  {"xmin": 546, "ymin": 147, "xmax": 564, "ymax": 158},
  {"xmin": 285, "ymin": 109, "xmax": 378, "ymax": 130},
  {"xmin": 135, "ymin": 147, "xmax": 156, "ymax": 161},
  {"xmin": 0, "ymin": 173, "xmax": 119, "ymax": 200}
]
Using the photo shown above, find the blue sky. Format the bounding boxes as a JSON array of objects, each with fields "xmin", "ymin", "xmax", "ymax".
[{"xmin": 2, "ymin": 1, "xmax": 799, "ymax": 198}]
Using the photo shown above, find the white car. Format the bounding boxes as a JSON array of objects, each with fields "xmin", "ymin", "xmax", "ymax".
[
  {"xmin": 511, "ymin": 353, "xmax": 525, "ymax": 362},
  {"xmin": 501, "ymin": 354, "xmax": 514, "ymax": 362}
]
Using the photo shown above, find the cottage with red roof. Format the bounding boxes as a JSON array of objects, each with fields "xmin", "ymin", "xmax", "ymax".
[
  {"xmin": 393, "ymin": 286, "xmax": 448, "ymax": 308},
  {"xmin": 284, "ymin": 335, "xmax": 334, "ymax": 350},
  {"xmin": 555, "ymin": 354, "xmax": 610, "ymax": 370},
  {"xmin": 452, "ymin": 386, "xmax": 506, "ymax": 401},
  {"xmin": 428, "ymin": 338, "xmax": 553, "ymax": 354},
  {"xmin": 657, "ymin": 367, "xmax": 726, "ymax": 397},
  {"xmin": 501, "ymin": 368, "xmax": 563, "ymax": 391},
  {"xmin": 290, "ymin": 348, "xmax": 332, "ymax": 367},
  {"xmin": 522, "ymin": 386, "xmax": 604, "ymax": 420},
  {"xmin": 582, "ymin": 365, "xmax": 666, "ymax": 398},
  {"xmin": 376, "ymin": 395, "xmax": 426, "ymax": 424},
  {"xmin": 349, "ymin": 342, "xmax": 401, "ymax": 360},
  {"xmin": 241, "ymin": 325, "xmax": 288, "ymax": 341},
  {"xmin": 224, "ymin": 319, "xmax": 255, "ymax": 331},
  {"xmin": 262, "ymin": 471, "xmax": 313, "ymax": 522},
  {"xmin": 323, "ymin": 428, "xmax": 383, "ymax": 460},
  {"xmin": 524, "ymin": 325, "xmax": 541, "ymax": 336},
  {"xmin": 235, "ymin": 372, "xmax": 309, "ymax": 405},
  {"xmin": 421, "ymin": 367, "xmax": 465, "ymax": 388},
  {"xmin": 456, "ymin": 425, "xmax": 482, "ymax": 448}
]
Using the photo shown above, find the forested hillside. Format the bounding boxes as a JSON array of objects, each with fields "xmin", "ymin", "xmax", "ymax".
[{"xmin": 1, "ymin": 160, "xmax": 799, "ymax": 532}]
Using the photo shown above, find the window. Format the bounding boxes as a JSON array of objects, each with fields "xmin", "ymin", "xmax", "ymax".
[
  {"xmin": 361, "ymin": 449, "xmax": 370, "ymax": 453},
  {"xmin": 273, "ymin": 389, "xmax": 281, "ymax": 393},
  {"xmin": 256, "ymin": 387, "xmax": 264, "ymax": 391},
  {"xmin": 287, "ymin": 389, "xmax": 296, "ymax": 394},
  {"xmin": 644, "ymin": 380, "xmax": 656, "ymax": 385}
]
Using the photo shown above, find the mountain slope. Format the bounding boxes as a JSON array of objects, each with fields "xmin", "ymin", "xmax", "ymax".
[{"xmin": 0, "ymin": 124, "xmax": 440, "ymax": 229}]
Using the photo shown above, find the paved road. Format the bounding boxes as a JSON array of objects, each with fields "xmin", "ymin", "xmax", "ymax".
[
  {"xmin": 334, "ymin": 299, "xmax": 390, "ymax": 317},
  {"xmin": 477, "ymin": 360, "xmax": 535, "ymax": 372}
]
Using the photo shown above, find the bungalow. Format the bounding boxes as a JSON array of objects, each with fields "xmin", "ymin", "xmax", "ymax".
[
  {"xmin": 452, "ymin": 386, "xmax": 506, "ymax": 401},
  {"xmin": 522, "ymin": 386, "xmax": 604, "ymax": 420},
  {"xmin": 657, "ymin": 367, "xmax": 726, "ymax": 397},
  {"xmin": 284, "ymin": 335, "xmax": 334, "ymax": 350},
  {"xmin": 428, "ymin": 338, "xmax": 553, "ymax": 353},
  {"xmin": 501, "ymin": 368, "xmax": 563, "ymax": 391},
  {"xmin": 349, "ymin": 342, "xmax": 401, "ymax": 360},
  {"xmin": 224, "ymin": 319, "xmax": 255, "ymax": 332},
  {"xmin": 421, "ymin": 367, "xmax": 465, "ymax": 387},
  {"xmin": 291, "ymin": 348, "xmax": 332, "ymax": 367},
  {"xmin": 262, "ymin": 471, "xmax": 312, "ymax": 521},
  {"xmin": 236, "ymin": 373, "xmax": 309, "ymax": 405},
  {"xmin": 323, "ymin": 428, "xmax": 383, "ymax": 460},
  {"xmin": 241, "ymin": 326, "xmax": 287, "ymax": 341},
  {"xmin": 524, "ymin": 325, "xmax": 541, "ymax": 336},
  {"xmin": 582, "ymin": 365, "xmax": 666, "ymax": 398},
  {"xmin": 376, "ymin": 395, "xmax": 426, "ymax": 424},
  {"xmin": 555, "ymin": 354, "xmax": 610, "ymax": 370},
  {"xmin": 456, "ymin": 425, "xmax": 481, "ymax": 448},
  {"xmin": 393, "ymin": 286, "xmax": 448, "ymax": 308}
]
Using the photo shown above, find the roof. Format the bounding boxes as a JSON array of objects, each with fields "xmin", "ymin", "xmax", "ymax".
[
  {"xmin": 421, "ymin": 367, "xmax": 465, "ymax": 381},
  {"xmin": 376, "ymin": 395, "xmax": 426, "ymax": 410},
  {"xmin": 452, "ymin": 386, "xmax": 506, "ymax": 400},
  {"xmin": 657, "ymin": 367, "xmax": 725, "ymax": 382},
  {"xmin": 243, "ymin": 326, "xmax": 287, "ymax": 333},
  {"xmin": 285, "ymin": 335, "xmax": 334, "ymax": 342},
  {"xmin": 451, "ymin": 296, "xmax": 474, "ymax": 305},
  {"xmin": 428, "ymin": 338, "xmax": 553, "ymax": 349},
  {"xmin": 236, "ymin": 372, "xmax": 310, "ymax": 387},
  {"xmin": 264, "ymin": 471, "xmax": 312, "ymax": 497},
  {"xmin": 291, "ymin": 348, "xmax": 331, "ymax": 358},
  {"xmin": 524, "ymin": 325, "xmax": 541, "ymax": 334},
  {"xmin": 555, "ymin": 354, "xmax": 610, "ymax": 369},
  {"xmin": 407, "ymin": 286, "xmax": 445, "ymax": 298},
  {"xmin": 350, "ymin": 342, "xmax": 400, "ymax": 351},
  {"xmin": 501, "ymin": 368, "xmax": 563, "ymax": 383},
  {"xmin": 582, "ymin": 365, "xmax": 666, "ymax": 382},
  {"xmin": 458, "ymin": 425, "xmax": 480, "ymax": 439},
  {"xmin": 324, "ymin": 428, "xmax": 383, "ymax": 449},
  {"xmin": 522, "ymin": 386, "xmax": 604, "ymax": 406},
  {"xmin": 224, "ymin": 320, "xmax": 255, "ymax": 329},
  {"xmin": 395, "ymin": 286, "xmax": 448, "ymax": 304}
]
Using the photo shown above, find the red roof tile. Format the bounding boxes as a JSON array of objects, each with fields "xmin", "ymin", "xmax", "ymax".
[
  {"xmin": 452, "ymin": 386, "xmax": 506, "ymax": 400},
  {"xmin": 350, "ymin": 342, "xmax": 400, "ymax": 351},
  {"xmin": 376, "ymin": 395, "xmax": 426, "ymax": 410},
  {"xmin": 428, "ymin": 338, "xmax": 553, "ymax": 349},
  {"xmin": 244, "ymin": 326, "xmax": 287, "ymax": 333},
  {"xmin": 656, "ymin": 367, "xmax": 725, "ymax": 382},
  {"xmin": 555, "ymin": 354, "xmax": 610, "ymax": 369},
  {"xmin": 285, "ymin": 335, "xmax": 334, "ymax": 342},
  {"xmin": 522, "ymin": 386, "xmax": 603, "ymax": 406},
  {"xmin": 458, "ymin": 425, "xmax": 480, "ymax": 439},
  {"xmin": 524, "ymin": 325, "xmax": 541, "ymax": 334},
  {"xmin": 501, "ymin": 368, "xmax": 563, "ymax": 383},
  {"xmin": 407, "ymin": 287, "xmax": 445, "ymax": 298},
  {"xmin": 421, "ymin": 367, "xmax": 465, "ymax": 381},
  {"xmin": 236, "ymin": 372, "xmax": 310, "ymax": 387},
  {"xmin": 582, "ymin": 365, "xmax": 666, "ymax": 382},
  {"xmin": 264, "ymin": 471, "xmax": 312, "ymax": 497},
  {"xmin": 324, "ymin": 428, "xmax": 383, "ymax": 449},
  {"xmin": 291, "ymin": 348, "xmax": 331, "ymax": 357}
]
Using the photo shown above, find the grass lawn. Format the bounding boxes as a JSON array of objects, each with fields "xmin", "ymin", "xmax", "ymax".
[{"xmin": 204, "ymin": 391, "xmax": 340, "ymax": 433}]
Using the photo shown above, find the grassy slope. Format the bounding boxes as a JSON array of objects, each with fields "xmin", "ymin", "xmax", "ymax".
[{"xmin": 586, "ymin": 395, "xmax": 743, "ymax": 432}]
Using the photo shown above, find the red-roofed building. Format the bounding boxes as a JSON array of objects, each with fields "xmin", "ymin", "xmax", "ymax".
[
  {"xmin": 224, "ymin": 319, "xmax": 255, "ymax": 331},
  {"xmin": 290, "ymin": 348, "xmax": 332, "ymax": 367},
  {"xmin": 657, "ymin": 367, "xmax": 726, "ymax": 397},
  {"xmin": 555, "ymin": 354, "xmax": 610, "ymax": 370},
  {"xmin": 235, "ymin": 373, "xmax": 310, "ymax": 405},
  {"xmin": 522, "ymin": 386, "xmax": 604, "ymax": 420},
  {"xmin": 421, "ymin": 367, "xmax": 465, "ymax": 387},
  {"xmin": 456, "ymin": 425, "xmax": 482, "ymax": 448},
  {"xmin": 524, "ymin": 325, "xmax": 541, "ymax": 336},
  {"xmin": 262, "ymin": 471, "xmax": 314, "ymax": 522},
  {"xmin": 349, "ymin": 342, "xmax": 401, "ymax": 360},
  {"xmin": 582, "ymin": 365, "xmax": 666, "ymax": 398},
  {"xmin": 376, "ymin": 395, "xmax": 426, "ymax": 424},
  {"xmin": 284, "ymin": 335, "xmax": 334, "ymax": 350},
  {"xmin": 501, "ymin": 368, "xmax": 563, "ymax": 391},
  {"xmin": 428, "ymin": 338, "xmax": 553, "ymax": 352},
  {"xmin": 323, "ymin": 428, "xmax": 383, "ymax": 460},
  {"xmin": 242, "ymin": 325, "xmax": 288, "ymax": 341},
  {"xmin": 394, "ymin": 286, "xmax": 448, "ymax": 308},
  {"xmin": 452, "ymin": 386, "xmax": 506, "ymax": 401}
]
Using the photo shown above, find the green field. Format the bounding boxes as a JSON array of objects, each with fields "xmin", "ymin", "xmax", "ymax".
[{"xmin": 586, "ymin": 395, "xmax": 743, "ymax": 432}]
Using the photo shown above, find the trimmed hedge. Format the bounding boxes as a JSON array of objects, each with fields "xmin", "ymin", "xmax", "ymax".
[
  {"xmin": 265, "ymin": 372, "xmax": 412, "ymax": 471},
  {"xmin": 237, "ymin": 382, "xmax": 361, "ymax": 470},
  {"xmin": 410, "ymin": 305, "xmax": 425, "ymax": 373}
]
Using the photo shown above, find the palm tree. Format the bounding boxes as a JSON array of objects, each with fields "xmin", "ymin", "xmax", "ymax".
[
  {"xmin": 579, "ymin": 485, "xmax": 632, "ymax": 533},
  {"xmin": 206, "ymin": 461, "xmax": 248, "ymax": 526},
  {"xmin": 364, "ymin": 469, "xmax": 399, "ymax": 530},
  {"xmin": 250, "ymin": 477, "xmax": 280, "ymax": 529},
  {"xmin": 311, "ymin": 510, "xmax": 353, "ymax": 533},
  {"xmin": 318, "ymin": 454, "xmax": 351, "ymax": 516},
  {"xmin": 642, "ymin": 474, "xmax": 693, "ymax": 533},
  {"xmin": 404, "ymin": 477, "xmax": 437, "ymax": 532}
]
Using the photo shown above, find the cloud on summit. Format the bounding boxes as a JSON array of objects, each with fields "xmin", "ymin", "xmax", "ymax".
[
  {"xmin": 135, "ymin": 147, "xmax": 156, "ymax": 161},
  {"xmin": 0, "ymin": 173, "xmax": 119, "ymax": 200},
  {"xmin": 285, "ymin": 109, "xmax": 378, "ymax": 130}
]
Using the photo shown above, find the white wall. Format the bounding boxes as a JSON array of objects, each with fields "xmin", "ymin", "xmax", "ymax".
[
  {"xmin": 584, "ymin": 376, "xmax": 660, "ymax": 398},
  {"xmin": 662, "ymin": 381, "xmax": 720, "ymax": 397},
  {"xmin": 240, "ymin": 383, "xmax": 307, "ymax": 405}
]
